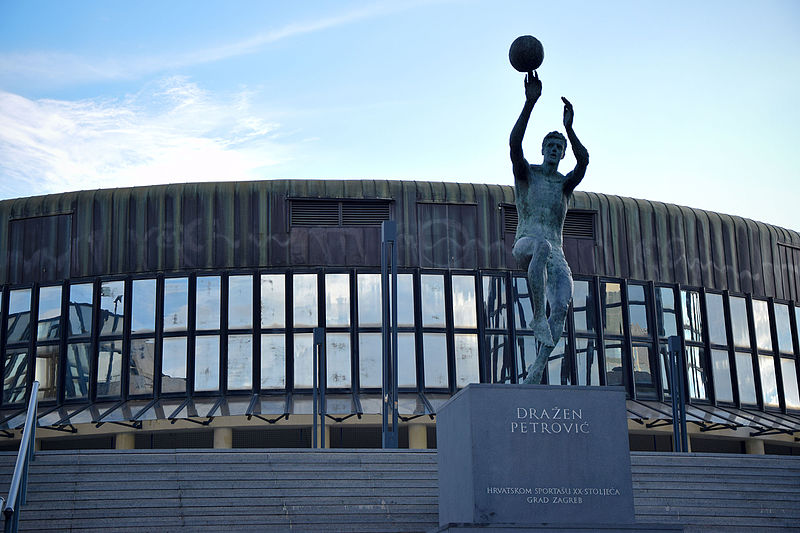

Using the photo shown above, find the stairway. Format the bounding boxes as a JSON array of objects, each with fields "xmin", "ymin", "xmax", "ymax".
[{"xmin": 0, "ymin": 449, "xmax": 798, "ymax": 532}]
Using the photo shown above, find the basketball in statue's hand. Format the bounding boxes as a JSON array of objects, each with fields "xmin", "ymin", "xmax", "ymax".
[{"xmin": 509, "ymin": 35, "xmax": 544, "ymax": 73}]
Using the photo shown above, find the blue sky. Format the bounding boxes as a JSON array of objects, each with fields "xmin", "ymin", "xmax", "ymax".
[{"xmin": 1, "ymin": 0, "xmax": 798, "ymax": 230}]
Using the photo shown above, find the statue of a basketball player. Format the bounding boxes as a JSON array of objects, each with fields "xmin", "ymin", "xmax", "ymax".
[{"xmin": 510, "ymin": 71, "xmax": 589, "ymax": 384}]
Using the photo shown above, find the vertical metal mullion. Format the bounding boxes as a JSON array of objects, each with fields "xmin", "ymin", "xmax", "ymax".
[
  {"xmin": 767, "ymin": 298, "xmax": 784, "ymax": 411},
  {"xmin": 646, "ymin": 282, "xmax": 663, "ymax": 401},
  {"xmin": 285, "ymin": 272, "xmax": 294, "ymax": 395},
  {"xmin": 745, "ymin": 293, "xmax": 763, "ymax": 409},
  {"xmin": 154, "ymin": 276, "xmax": 165, "ymax": 398},
  {"xmin": 594, "ymin": 277, "xmax": 606, "ymax": 386},
  {"xmin": 318, "ymin": 271, "xmax": 325, "ymax": 391},
  {"xmin": 57, "ymin": 280, "xmax": 69, "ymax": 404},
  {"xmin": 187, "ymin": 275, "xmax": 197, "ymax": 396},
  {"xmin": 413, "ymin": 271, "xmax": 424, "ymax": 392},
  {"xmin": 350, "ymin": 269, "xmax": 359, "ymax": 392},
  {"xmin": 90, "ymin": 280, "xmax": 101, "ymax": 402},
  {"xmin": 253, "ymin": 271, "xmax": 262, "ymax": 395},
  {"xmin": 121, "ymin": 278, "xmax": 132, "ymax": 400},
  {"xmin": 475, "ymin": 272, "xmax": 487, "ymax": 384},
  {"xmin": 620, "ymin": 279, "xmax": 634, "ymax": 397},
  {"xmin": 0, "ymin": 285, "xmax": 8, "ymax": 405},
  {"xmin": 443, "ymin": 273, "xmax": 456, "ymax": 394},
  {"xmin": 27, "ymin": 283, "xmax": 39, "ymax": 403},
  {"xmin": 698, "ymin": 287, "xmax": 714, "ymax": 404},
  {"xmin": 566, "ymin": 279, "xmax": 578, "ymax": 386},
  {"xmin": 722, "ymin": 291, "xmax": 740, "ymax": 406},
  {"xmin": 220, "ymin": 273, "xmax": 229, "ymax": 395},
  {"xmin": 506, "ymin": 272, "xmax": 519, "ymax": 384}
]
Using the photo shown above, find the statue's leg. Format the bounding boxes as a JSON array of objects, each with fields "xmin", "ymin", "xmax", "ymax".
[{"xmin": 527, "ymin": 239, "xmax": 554, "ymax": 347}]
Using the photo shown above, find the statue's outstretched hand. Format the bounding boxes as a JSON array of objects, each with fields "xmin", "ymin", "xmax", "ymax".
[
  {"xmin": 525, "ymin": 71, "xmax": 541, "ymax": 102},
  {"xmin": 562, "ymin": 97, "xmax": 574, "ymax": 129}
]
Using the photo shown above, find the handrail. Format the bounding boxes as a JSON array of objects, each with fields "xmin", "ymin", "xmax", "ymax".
[{"xmin": 3, "ymin": 381, "xmax": 39, "ymax": 533}]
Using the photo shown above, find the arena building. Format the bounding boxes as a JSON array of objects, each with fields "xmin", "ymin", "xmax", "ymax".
[{"xmin": 0, "ymin": 179, "xmax": 798, "ymax": 454}]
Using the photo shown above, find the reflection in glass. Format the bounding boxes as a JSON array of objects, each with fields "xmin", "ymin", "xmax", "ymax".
[
  {"xmin": 326, "ymin": 333, "xmax": 351, "ymax": 388},
  {"xmin": 97, "ymin": 340, "xmax": 122, "ymax": 398},
  {"xmin": 627, "ymin": 284, "xmax": 649, "ymax": 338},
  {"xmin": 356, "ymin": 273, "xmax": 414, "ymax": 327},
  {"xmin": 655, "ymin": 287, "xmax": 678, "ymax": 338},
  {"xmin": 195, "ymin": 336, "xmax": 220, "ymax": 392},
  {"xmin": 260, "ymin": 275, "xmax": 285, "ymax": 328},
  {"xmin": 161, "ymin": 337, "xmax": 187, "ymax": 394},
  {"xmin": 3, "ymin": 349, "xmax": 27, "ymax": 404},
  {"xmin": 99, "ymin": 281, "xmax": 125, "ymax": 336},
  {"xmin": 359, "ymin": 333, "xmax": 382, "ymax": 388},
  {"xmin": 423, "ymin": 333, "xmax": 447, "ymax": 388},
  {"xmin": 546, "ymin": 336, "xmax": 570, "ymax": 386},
  {"xmin": 37, "ymin": 286, "xmax": 61, "ymax": 341},
  {"xmin": 685, "ymin": 345, "xmax": 707, "ymax": 400},
  {"xmin": 575, "ymin": 337, "xmax": 600, "ymax": 386},
  {"xmin": 397, "ymin": 274, "xmax": 415, "ymax": 327},
  {"xmin": 68, "ymin": 284, "xmax": 93, "ymax": 337},
  {"xmin": 729, "ymin": 297, "xmax": 751, "ymax": 349},
  {"xmin": 631, "ymin": 343, "xmax": 655, "ymax": 398},
  {"xmin": 452, "ymin": 276, "xmax": 477, "ymax": 328},
  {"xmin": 196, "ymin": 276, "xmax": 221, "ymax": 330},
  {"xmin": 421, "ymin": 275, "xmax": 446, "ymax": 327},
  {"xmin": 397, "ymin": 333, "xmax": 416, "ymax": 388},
  {"xmin": 736, "ymin": 351, "xmax": 757, "ymax": 405},
  {"xmin": 486, "ymin": 334, "xmax": 512, "ymax": 384},
  {"xmin": 293, "ymin": 333, "xmax": 313, "ymax": 388},
  {"xmin": 706, "ymin": 293, "xmax": 727, "ymax": 345},
  {"xmin": 517, "ymin": 336, "xmax": 538, "ymax": 383},
  {"xmin": 228, "ymin": 335, "xmax": 253, "ymax": 390},
  {"xmin": 7, "ymin": 289, "xmax": 32, "ymax": 344},
  {"xmin": 659, "ymin": 343, "xmax": 671, "ymax": 396},
  {"xmin": 454, "ymin": 334, "xmax": 479, "ymax": 388},
  {"xmin": 131, "ymin": 279, "xmax": 156, "ymax": 334},
  {"xmin": 752, "ymin": 300, "xmax": 772, "ymax": 351},
  {"xmin": 129, "ymin": 338, "xmax": 155, "ymax": 396},
  {"xmin": 293, "ymin": 275, "xmax": 318, "ymax": 327},
  {"xmin": 774, "ymin": 304, "xmax": 793, "ymax": 354},
  {"xmin": 261, "ymin": 334, "xmax": 285, "ymax": 389},
  {"xmin": 758, "ymin": 354, "xmax": 779, "ymax": 407},
  {"xmin": 572, "ymin": 280, "xmax": 596, "ymax": 334},
  {"xmin": 681, "ymin": 290, "xmax": 703, "ymax": 343},
  {"xmin": 710, "ymin": 349, "xmax": 733, "ymax": 403},
  {"xmin": 65, "ymin": 343, "xmax": 91, "ymax": 400},
  {"xmin": 482, "ymin": 276, "xmax": 507, "ymax": 330},
  {"xmin": 781, "ymin": 359, "xmax": 800, "ymax": 410},
  {"xmin": 35, "ymin": 345, "xmax": 59, "ymax": 401},
  {"xmin": 512, "ymin": 277, "xmax": 533, "ymax": 331},
  {"xmin": 604, "ymin": 340, "xmax": 625, "ymax": 386},
  {"xmin": 601, "ymin": 282, "xmax": 623, "ymax": 336},
  {"xmin": 229, "ymin": 275, "xmax": 253, "ymax": 329},
  {"xmin": 325, "ymin": 274, "xmax": 350, "ymax": 327},
  {"xmin": 163, "ymin": 278, "xmax": 188, "ymax": 332}
]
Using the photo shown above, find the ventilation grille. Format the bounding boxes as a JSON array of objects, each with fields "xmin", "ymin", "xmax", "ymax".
[
  {"xmin": 290, "ymin": 199, "xmax": 391, "ymax": 227},
  {"xmin": 502, "ymin": 205, "xmax": 595, "ymax": 239}
]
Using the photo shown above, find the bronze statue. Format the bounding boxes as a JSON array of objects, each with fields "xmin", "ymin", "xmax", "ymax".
[{"xmin": 510, "ymin": 69, "xmax": 589, "ymax": 384}]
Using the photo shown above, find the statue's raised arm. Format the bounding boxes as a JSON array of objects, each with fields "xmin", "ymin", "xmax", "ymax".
[
  {"xmin": 509, "ymin": 72, "xmax": 541, "ymax": 180},
  {"xmin": 561, "ymin": 96, "xmax": 589, "ymax": 194}
]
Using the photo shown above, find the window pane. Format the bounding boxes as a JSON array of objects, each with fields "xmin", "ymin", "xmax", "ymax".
[
  {"xmin": 163, "ymin": 278, "xmax": 188, "ymax": 332},
  {"xmin": 37, "ymin": 286, "xmax": 61, "ymax": 341},
  {"xmin": 752, "ymin": 300, "xmax": 772, "ymax": 351},
  {"xmin": 196, "ymin": 276, "xmax": 221, "ymax": 330},
  {"xmin": 705, "ymin": 292, "xmax": 727, "ymax": 346},
  {"xmin": 293, "ymin": 333, "xmax": 313, "ymax": 388},
  {"xmin": 65, "ymin": 343, "xmax": 91, "ymax": 400},
  {"xmin": 512, "ymin": 277, "xmax": 533, "ymax": 331},
  {"xmin": 627, "ymin": 284, "xmax": 649, "ymax": 338},
  {"xmin": 735, "ymin": 351, "xmax": 757, "ymax": 405},
  {"xmin": 227, "ymin": 335, "xmax": 253, "ymax": 390},
  {"xmin": 195, "ymin": 336, "xmax": 220, "ymax": 392},
  {"xmin": 486, "ymin": 334, "xmax": 513, "ymax": 384},
  {"xmin": 358, "ymin": 333, "xmax": 381, "ymax": 388},
  {"xmin": 97, "ymin": 340, "xmax": 122, "ymax": 398},
  {"xmin": 261, "ymin": 334, "xmax": 286, "ymax": 389},
  {"xmin": 131, "ymin": 279, "xmax": 156, "ymax": 334},
  {"xmin": 516, "ymin": 336, "xmax": 538, "ymax": 383},
  {"xmin": 129, "ymin": 338, "xmax": 155, "ymax": 396},
  {"xmin": 658, "ymin": 343, "xmax": 671, "ymax": 396},
  {"xmin": 99, "ymin": 281, "xmax": 125, "ymax": 336},
  {"xmin": 575, "ymin": 337, "xmax": 600, "ymax": 386},
  {"xmin": 729, "ymin": 296, "xmax": 751, "ymax": 349},
  {"xmin": 161, "ymin": 337, "xmax": 187, "ymax": 394},
  {"xmin": 601, "ymin": 282, "xmax": 623, "ymax": 337},
  {"xmin": 781, "ymin": 358, "xmax": 800, "ymax": 410},
  {"xmin": 632, "ymin": 343, "xmax": 656, "ymax": 398},
  {"xmin": 397, "ymin": 274, "xmax": 415, "ymax": 327},
  {"xmin": 357, "ymin": 274, "xmax": 381, "ymax": 327},
  {"xmin": 452, "ymin": 276, "xmax": 477, "ymax": 328},
  {"xmin": 423, "ymin": 333, "xmax": 447, "ymax": 388},
  {"xmin": 7, "ymin": 289, "xmax": 32, "ymax": 344},
  {"xmin": 685, "ymin": 345, "xmax": 708, "ymax": 400},
  {"xmin": 604, "ymin": 340, "xmax": 625, "ymax": 386},
  {"xmin": 260, "ymin": 274, "xmax": 285, "ymax": 328},
  {"xmin": 572, "ymin": 280, "xmax": 597, "ymax": 335},
  {"xmin": 3, "ymin": 348, "xmax": 28, "ymax": 404},
  {"xmin": 454, "ymin": 333, "xmax": 479, "ymax": 388},
  {"xmin": 710, "ymin": 349, "xmax": 733, "ymax": 403},
  {"xmin": 655, "ymin": 287, "xmax": 678, "ymax": 338},
  {"xmin": 421, "ymin": 275, "xmax": 446, "ymax": 327},
  {"xmin": 68, "ymin": 283, "xmax": 93, "ymax": 337},
  {"xmin": 326, "ymin": 332, "xmax": 351, "ymax": 388},
  {"xmin": 229, "ymin": 275, "xmax": 253, "ymax": 329},
  {"xmin": 546, "ymin": 336, "xmax": 570, "ymax": 386},
  {"xmin": 397, "ymin": 333, "xmax": 417, "ymax": 388},
  {"xmin": 774, "ymin": 304, "xmax": 793, "ymax": 354},
  {"xmin": 325, "ymin": 274, "xmax": 350, "ymax": 327},
  {"xmin": 293, "ymin": 274, "xmax": 318, "ymax": 328},
  {"xmin": 759, "ymin": 354, "xmax": 779, "ymax": 408},
  {"xmin": 482, "ymin": 276, "xmax": 507, "ymax": 330},
  {"xmin": 35, "ymin": 345, "xmax": 59, "ymax": 401},
  {"xmin": 681, "ymin": 290, "xmax": 703, "ymax": 343}
]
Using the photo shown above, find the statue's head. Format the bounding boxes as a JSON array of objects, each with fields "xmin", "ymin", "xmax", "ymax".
[{"xmin": 541, "ymin": 131, "xmax": 567, "ymax": 163}]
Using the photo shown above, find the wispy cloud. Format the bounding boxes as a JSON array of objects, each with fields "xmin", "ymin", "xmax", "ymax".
[{"xmin": 0, "ymin": 78, "xmax": 289, "ymax": 198}]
